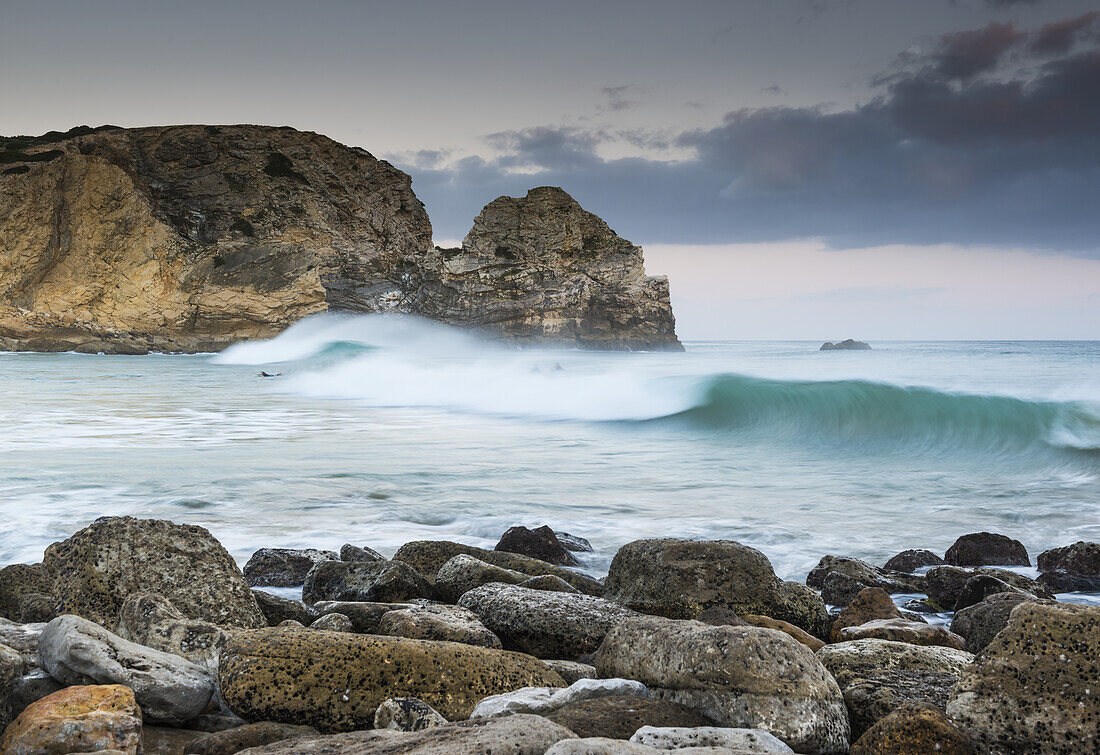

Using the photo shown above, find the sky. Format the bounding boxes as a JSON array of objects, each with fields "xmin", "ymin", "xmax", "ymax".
[{"xmin": 2, "ymin": 0, "xmax": 1098, "ymax": 339}]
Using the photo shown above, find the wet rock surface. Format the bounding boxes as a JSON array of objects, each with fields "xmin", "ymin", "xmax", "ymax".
[
  {"xmin": 243, "ymin": 548, "xmax": 337, "ymax": 587},
  {"xmin": 944, "ymin": 532, "xmax": 1030, "ymax": 567},
  {"xmin": 882, "ymin": 549, "xmax": 945, "ymax": 573},
  {"xmin": 495, "ymin": 525, "xmax": 580, "ymax": 566}
]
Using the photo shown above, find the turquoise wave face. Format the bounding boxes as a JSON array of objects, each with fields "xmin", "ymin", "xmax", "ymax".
[{"xmin": 672, "ymin": 374, "xmax": 1100, "ymax": 457}]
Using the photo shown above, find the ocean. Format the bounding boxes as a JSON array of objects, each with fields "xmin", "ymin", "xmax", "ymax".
[{"xmin": 2, "ymin": 313, "xmax": 1098, "ymax": 597}]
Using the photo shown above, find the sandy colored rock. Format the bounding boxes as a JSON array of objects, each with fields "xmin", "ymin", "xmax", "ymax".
[
  {"xmin": 214, "ymin": 713, "xmax": 577, "ymax": 753},
  {"xmin": 459, "ymin": 582, "xmax": 638, "ymax": 659},
  {"xmin": 0, "ymin": 684, "xmax": 142, "ymax": 755},
  {"xmin": 595, "ymin": 616, "xmax": 849, "ymax": 753},
  {"xmin": 849, "ymin": 703, "xmax": 975, "ymax": 755},
  {"xmin": 603, "ymin": 539, "xmax": 830, "ymax": 637},
  {"xmin": 946, "ymin": 602, "xmax": 1100, "ymax": 754},
  {"xmin": 309, "ymin": 612, "xmax": 354, "ymax": 632},
  {"xmin": 41, "ymin": 516, "xmax": 264, "ymax": 629},
  {"xmin": 837, "ymin": 618, "xmax": 967, "ymax": 650},
  {"xmin": 393, "ymin": 540, "xmax": 604, "ymax": 594},
  {"xmin": 218, "ymin": 626, "xmax": 565, "ymax": 731},
  {"xmin": 828, "ymin": 588, "xmax": 904, "ymax": 641},
  {"xmin": 1, "ymin": 127, "xmax": 678, "ymax": 352},
  {"xmin": 741, "ymin": 614, "xmax": 825, "ymax": 651},
  {"xmin": 375, "ymin": 603, "xmax": 502, "ymax": 648}
]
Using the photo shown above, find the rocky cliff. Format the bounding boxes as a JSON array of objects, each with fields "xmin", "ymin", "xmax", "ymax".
[{"xmin": 0, "ymin": 125, "xmax": 680, "ymax": 352}]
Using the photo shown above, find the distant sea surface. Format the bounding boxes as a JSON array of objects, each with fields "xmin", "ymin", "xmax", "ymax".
[{"xmin": 2, "ymin": 314, "xmax": 1098, "ymax": 593}]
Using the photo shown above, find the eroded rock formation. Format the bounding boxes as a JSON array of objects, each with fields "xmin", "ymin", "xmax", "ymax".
[{"xmin": 0, "ymin": 125, "xmax": 680, "ymax": 352}]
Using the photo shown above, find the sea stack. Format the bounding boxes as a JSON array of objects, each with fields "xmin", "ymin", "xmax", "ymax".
[
  {"xmin": 820, "ymin": 339, "xmax": 871, "ymax": 351},
  {"xmin": 0, "ymin": 125, "xmax": 680, "ymax": 353}
]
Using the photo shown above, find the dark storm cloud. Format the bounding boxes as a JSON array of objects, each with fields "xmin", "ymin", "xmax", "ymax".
[{"xmin": 403, "ymin": 15, "xmax": 1100, "ymax": 253}]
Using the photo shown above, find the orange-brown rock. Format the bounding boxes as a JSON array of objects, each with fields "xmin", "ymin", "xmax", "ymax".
[
  {"xmin": 0, "ymin": 684, "xmax": 142, "ymax": 754},
  {"xmin": 741, "ymin": 614, "xmax": 826, "ymax": 651},
  {"xmin": 850, "ymin": 703, "xmax": 976, "ymax": 754},
  {"xmin": 829, "ymin": 587, "xmax": 903, "ymax": 642}
]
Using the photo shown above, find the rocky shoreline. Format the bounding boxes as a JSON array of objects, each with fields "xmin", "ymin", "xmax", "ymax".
[{"xmin": 1, "ymin": 518, "xmax": 1097, "ymax": 753}]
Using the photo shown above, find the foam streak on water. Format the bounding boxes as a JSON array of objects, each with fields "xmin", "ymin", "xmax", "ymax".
[{"xmin": 2, "ymin": 313, "xmax": 1099, "ymax": 585}]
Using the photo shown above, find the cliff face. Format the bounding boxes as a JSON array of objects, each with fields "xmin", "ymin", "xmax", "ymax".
[{"xmin": 0, "ymin": 125, "xmax": 680, "ymax": 352}]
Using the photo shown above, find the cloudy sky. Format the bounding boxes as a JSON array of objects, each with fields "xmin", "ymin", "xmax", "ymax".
[{"xmin": 3, "ymin": 0, "xmax": 1098, "ymax": 338}]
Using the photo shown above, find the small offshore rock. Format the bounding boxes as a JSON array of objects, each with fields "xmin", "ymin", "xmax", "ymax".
[
  {"xmin": 521, "ymin": 574, "xmax": 581, "ymax": 593},
  {"xmin": 339, "ymin": 543, "xmax": 386, "ymax": 562},
  {"xmin": 544, "ymin": 659, "xmax": 598, "ymax": 683},
  {"xmin": 302, "ymin": 560, "xmax": 432, "ymax": 604},
  {"xmin": 820, "ymin": 339, "xmax": 871, "ymax": 350},
  {"xmin": 837, "ymin": 618, "xmax": 967, "ymax": 650},
  {"xmin": 946, "ymin": 602, "xmax": 1100, "ymax": 753},
  {"xmin": 1, "ymin": 684, "xmax": 142, "ymax": 754},
  {"xmin": 218, "ymin": 626, "xmax": 564, "ymax": 731},
  {"xmin": 849, "ymin": 703, "xmax": 976, "ymax": 755},
  {"xmin": 829, "ymin": 587, "xmax": 904, "ymax": 641},
  {"xmin": 42, "ymin": 516, "xmax": 264, "ymax": 628},
  {"xmin": 740, "ymin": 613, "xmax": 825, "ymax": 651},
  {"xmin": 1036, "ymin": 540, "xmax": 1100, "ymax": 574},
  {"xmin": 183, "ymin": 721, "xmax": 319, "ymax": 754},
  {"xmin": 374, "ymin": 696, "xmax": 447, "ymax": 731},
  {"xmin": 495, "ymin": 525, "xmax": 580, "ymax": 566},
  {"xmin": 252, "ymin": 589, "xmax": 314, "ymax": 626},
  {"xmin": 434, "ymin": 554, "xmax": 529, "ymax": 603},
  {"xmin": 375, "ymin": 603, "xmax": 502, "ymax": 648},
  {"xmin": 944, "ymin": 532, "xmax": 1029, "ymax": 567},
  {"xmin": 631, "ymin": 725, "xmax": 795, "ymax": 752},
  {"xmin": 229, "ymin": 713, "xmax": 577, "ymax": 754},
  {"xmin": 311, "ymin": 601, "xmax": 414, "ymax": 633},
  {"xmin": 38, "ymin": 614, "xmax": 214, "ymax": 724},
  {"xmin": 459, "ymin": 582, "xmax": 638, "ymax": 660},
  {"xmin": 392, "ymin": 540, "xmax": 604, "ymax": 594},
  {"xmin": 883, "ymin": 549, "xmax": 945, "ymax": 573},
  {"xmin": 546, "ymin": 695, "xmax": 713, "ymax": 740},
  {"xmin": 596, "ymin": 616, "xmax": 849, "ymax": 753},
  {"xmin": 243, "ymin": 548, "xmax": 338, "ymax": 587},
  {"xmin": 309, "ymin": 612, "xmax": 354, "ymax": 632}
]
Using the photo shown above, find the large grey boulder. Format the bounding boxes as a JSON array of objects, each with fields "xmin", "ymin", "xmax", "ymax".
[
  {"xmin": 213, "ymin": 713, "xmax": 577, "ymax": 753},
  {"xmin": 946, "ymin": 602, "xmax": 1100, "ymax": 753},
  {"xmin": 38, "ymin": 614, "xmax": 213, "ymax": 724},
  {"xmin": 603, "ymin": 539, "xmax": 830, "ymax": 637},
  {"xmin": 243, "ymin": 548, "xmax": 338, "ymax": 587},
  {"xmin": 471, "ymin": 677, "xmax": 650, "ymax": 719},
  {"xmin": 376, "ymin": 604, "xmax": 502, "ymax": 648},
  {"xmin": 595, "ymin": 616, "xmax": 849, "ymax": 754},
  {"xmin": 459, "ymin": 583, "xmax": 638, "ymax": 660},
  {"xmin": 434, "ymin": 554, "xmax": 528, "ymax": 603},
  {"xmin": 40, "ymin": 516, "xmax": 264, "ymax": 629},
  {"xmin": 301, "ymin": 560, "xmax": 432, "ymax": 604}
]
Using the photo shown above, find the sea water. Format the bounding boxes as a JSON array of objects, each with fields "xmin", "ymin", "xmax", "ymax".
[{"xmin": 1, "ymin": 314, "xmax": 1098, "ymax": 593}]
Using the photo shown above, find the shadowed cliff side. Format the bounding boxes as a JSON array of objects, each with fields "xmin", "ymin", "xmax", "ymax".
[{"xmin": 0, "ymin": 125, "xmax": 680, "ymax": 352}]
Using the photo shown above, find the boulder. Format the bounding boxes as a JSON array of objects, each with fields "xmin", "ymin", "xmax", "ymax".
[
  {"xmin": 243, "ymin": 548, "xmax": 338, "ymax": 587},
  {"xmin": 310, "ymin": 601, "xmax": 414, "ymax": 633},
  {"xmin": 849, "ymin": 703, "xmax": 976, "ymax": 755},
  {"xmin": 837, "ymin": 618, "xmax": 967, "ymax": 650},
  {"xmin": 603, "ymin": 539, "xmax": 830, "ymax": 637},
  {"xmin": 434, "ymin": 555, "xmax": 529, "ymax": 603},
  {"xmin": 631, "ymin": 725, "xmax": 795, "ymax": 752},
  {"xmin": 182, "ymin": 722, "xmax": 319, "ymax": 754},
  {"xmin": 0, "ymin": 684, "xmax": 142, "ymax": 755},
  {"xmin": 944, "ymin": 532, "xmax": 1029, "ymax": 567},
  {"xmin": 546, "ymin": 696, "xmax": 713, "ymax": 740},
  {"xmin": 952, "ymin": 574, "xmax": 1028, "ymax": 611},
  {"xmin": 38, "ymin": 615, "xmax": 214, "ymax": 724},
  {"xmin": 521, "ymin": 574, "xmax": 581, "ymax": 593},
  {"xmin": 828, "ymin": 588, "xmax": 904, "ymax": 641},
  {"xmin": 339, "ymin": 544, "xmax": 385, "ymax": 562},
  {"xmin": 7, "ymin": 669, "xmax": 64, "ymax": 722},
  {"xmin": 115, "ymin": 593, "xmax": 226, "ymax": 674},
  {"xmin": 1036, "ymin": 569, "xmax": 1100, "ymax": 592},
  {"xmin": 471, "ymin": 678, "xmax": 649, "ymax": 719},
  {"xmin": 375, "ymin": 604, "xmax": 502, "ymax": 648},
  {"xmin": 741, "ymin": 614, "xmax": 825, "ymax": 651},
  {"xmin": 807, "ymin": 556, "xmax": 923, "ymax": 606},
  {"xmin": 882, "ymin": 549, "xmax": 944, "ymax": 573},
  {"xmin": 309, "ymin": 613, "xmax": 353, "ymax": 632},
  {"xmin": 41, "ymin": 517, "xmax": 264, "ymax": 628},
  {"xmin": 374, "ymin": 697, "xmax": 447, "ymax": 731},
  {"xmin": 495, "ymin": 525, "xmax": 580, "ymax": 566},
  {"xmin": 1037, "ymin": 540, "xmax": 1100, "ymax": 575},
  {"xmin": 544, "ymin": 659, "xmax": 598, "ymax": 684},
  {"xmin": 946, "ymin": 602, "xmax": 1100, "ymax": 753},
  {"xmin": 949, "ymin": 591, "xmax": 1047, "ymax": 653},
  {"xmin": 818, "ymin": 639, "xmax": 973, "ymax": 739},
  {"xmin": 252, "ymin": 590, "xmax": 313, "ymax": 626},
  {"xmin": 459, "ymin": 583, "xmax": 638, "ymax": 660},
  {"xmin": 216, "ymin": 713, "xmax": 577, "ymax": 754},
  {"xmin": 923, "ymin": 565, "xmax": 1050, "ymax": 611},
  {"xmin": 301, "ymin": 560, "xmax": 432, "ymax": 604},
  {"xmin": 0, "ymin": 564, "xmax": 53, "ymax": 621},
  {"xmin": 595, "ymin": 616, "xmax": 849, "ymax": 753},
  {"xmin": 392, "ymin": 540, "xmax": 603, "ymax": 594},
  {"xmin": 218, "ymin": 626, "xmax": 564, "ymax": 731},
  {"xmin": 13, "ymin": 593, "xmax": 57, "ymax": 623},
  {"xmin": 556, "ymin": 532, "xmax": 595, "ymax": 553}
]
